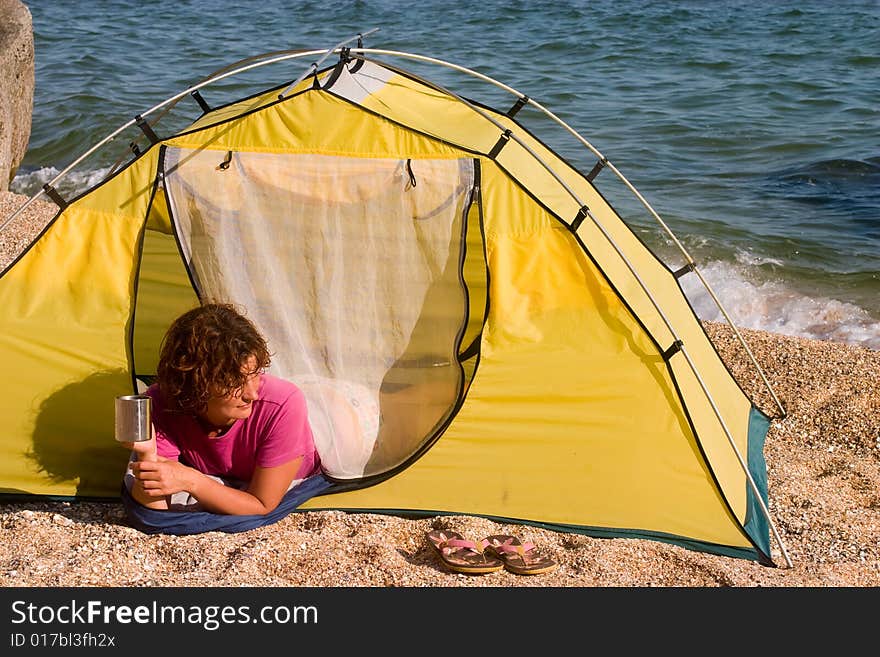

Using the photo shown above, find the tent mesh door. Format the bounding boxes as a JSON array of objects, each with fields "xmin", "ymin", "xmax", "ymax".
[{"xmin": 163, "ymin": 148, "xmax": 476, "ymax": 479}]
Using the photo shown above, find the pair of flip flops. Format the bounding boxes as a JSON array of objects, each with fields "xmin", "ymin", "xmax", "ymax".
[{"xmin": 426, "ymin": 530, "xmax": 557, "ymax": 575}]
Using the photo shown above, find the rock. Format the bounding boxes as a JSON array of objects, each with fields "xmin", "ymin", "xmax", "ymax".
[{"xmin": 0, "ymin": 0, "xmax": 34, "ymax": 191}]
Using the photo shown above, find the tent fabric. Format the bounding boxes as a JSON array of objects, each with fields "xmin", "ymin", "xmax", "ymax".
[
  {"xmin": 0, "ymin": 53, "xmax": 775, "ymax": 564},
  {"xmin": 120, "ymin": 473, "xmax": 333, "ymax": 535}
]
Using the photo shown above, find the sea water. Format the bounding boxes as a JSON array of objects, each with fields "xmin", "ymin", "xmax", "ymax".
[{"xmin": 10, "ymin": 0, "xmax": 879, "ymax": 349}]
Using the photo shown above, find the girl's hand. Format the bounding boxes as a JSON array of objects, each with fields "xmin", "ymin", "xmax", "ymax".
[{"xmin": 130, "ymin": 458, "xmax": 197, "ymax": 497}]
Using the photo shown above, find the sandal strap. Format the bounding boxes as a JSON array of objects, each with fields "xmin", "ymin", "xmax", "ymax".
[
  {"xmin": 489, "ymin": 538, "xmax": 536, "ymax": 555},
  {"xmin": 441, "ymin": 537, "xmax": 489, "ymax": 555}
]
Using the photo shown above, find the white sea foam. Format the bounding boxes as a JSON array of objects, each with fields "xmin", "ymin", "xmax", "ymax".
[
  {"xmin": 681, "ymin": 260, "xmax": 880, "ymax": 350},
  {"xmin": 733, "ymin": 249, "xmax": 784, "ymax": 268},
  {"xmin": 10, "ymin": 166, "xmax": 113, "ymax": 199}
]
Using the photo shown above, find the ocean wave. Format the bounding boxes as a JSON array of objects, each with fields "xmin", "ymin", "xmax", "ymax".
[
  {"xmin": 10, "ymin": 166, "xmax": 112, "ymax": 200},
  {"xmin": 767, "ymin": 158, "xmax": 880, "ymax": 204},
  {"xmin": 760, "ymin": 157, "xmax": 880, "ymax": 241},
  {"xmin": 680, "ymin": 260, "xmax": 880, "ymax": 350}
]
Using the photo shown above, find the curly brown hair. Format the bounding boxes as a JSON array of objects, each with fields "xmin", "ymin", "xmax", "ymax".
[{"xmin": 157, "ymin": 303, "xmax": 272, "ymax": 414}]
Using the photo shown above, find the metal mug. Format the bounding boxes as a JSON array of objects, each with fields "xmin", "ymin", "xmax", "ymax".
[{"xmin": 114, "ymin": 394, "xmax": 152, "ymax": 443}]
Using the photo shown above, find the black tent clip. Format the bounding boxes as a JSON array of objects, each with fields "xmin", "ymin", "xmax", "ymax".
[
  {"xmin": 571, "ymin": 204, "xmax": 590, "ymax": 231},
  {"xmin": 673, "ymin": 262, "xmax": 696, "ymax": 279},
  {"xmin": 507, "ymin": 95, "xmax": 529, "ymax": 118},
  {"xmin": 135, "ymin": 114, "xmax": 159, "ymax": 145},
  {"xmin": 190, "ymin": 89, "xmax": 212, "ymax": 114},
  {"xmin": 349, "ymin": 34, "xmax": 366, "ymax": 72},
  {"xmin": 488, "ymin": 129, "xmax": 513, "ymax": 159},
  {"xmin": 42, "ymin": 182, "xmax": 68, "ymax": 210},
  {"xmin": 662, "ymin": 340, "xmax": 684, "ymax": 361},
  {"xmin": 585, "ymin": 156, "xmax": 608, "ymax": 182}
]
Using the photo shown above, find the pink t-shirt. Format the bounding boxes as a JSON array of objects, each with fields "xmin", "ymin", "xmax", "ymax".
[{"xmin": 146, "ymin": 374, "xmax": 321, "ymax": 483}]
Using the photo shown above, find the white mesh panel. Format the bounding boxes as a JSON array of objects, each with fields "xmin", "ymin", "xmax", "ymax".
[{"xmin": 164, "ymin": 148, "xmax": 474, "ymax": 479}]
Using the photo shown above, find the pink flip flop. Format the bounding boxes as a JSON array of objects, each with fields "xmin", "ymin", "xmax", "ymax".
[
  {"xmin": 425, "ymin": 530, "xmax": 504, "ymax": 574},
  {"xmin": 485, "ymin": 534, "xmax": 557, "ymax": 575}
]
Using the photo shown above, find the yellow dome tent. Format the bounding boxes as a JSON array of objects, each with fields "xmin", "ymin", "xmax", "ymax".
[{"xmin": 0, "ymin": 34, "xmax": 791, "ymax": 566}]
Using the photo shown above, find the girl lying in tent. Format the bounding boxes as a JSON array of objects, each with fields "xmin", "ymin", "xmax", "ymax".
[{"xmin": 118, "ymin": 303, "xmax": 332, "ymax": 535}]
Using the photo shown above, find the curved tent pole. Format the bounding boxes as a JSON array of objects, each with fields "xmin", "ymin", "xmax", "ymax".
[
  {"xmin": 351, "ymin": 48, "xmax": 786, "ymax": 421},
  {"xmin": 106, "ymin": 47, "xmax": 326, "ymax": 175},
  {"xmin": 347, "ymin": 48, "xmax": 793, "ymax": 567},
  {"xmin": 1, "ymin": 29, "xmax": 380, "ymax": 234},
  {"xmin": 0, "ymin": 41, "xmax": 792, "ymax": 566},
  {"xmin": 524, "ymin": 103, "xmax": 788, "ymax": 420},
  {"xmin": 0, "ymin": 47, "xmax": 318, "ymax": 233},
  {"xmin": 105, "ymin": 37, "xmax": 374, "ymax": 176},
  {"xmin": 1, "ymin": 38, "xmax": 785, "ymax": 424}
]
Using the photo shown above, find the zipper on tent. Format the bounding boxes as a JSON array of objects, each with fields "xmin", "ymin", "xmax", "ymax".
[
  {"xmin": 405, "ymin": 159, "xmax": 417, "ymax": 189},
  {"xmin": 216, "ymin": 151, "xmax": 234, "ymax": 171}
]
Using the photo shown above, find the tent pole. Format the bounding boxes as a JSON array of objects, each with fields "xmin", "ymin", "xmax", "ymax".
[
  {"xmin": 1, "ymin": 42, "xmax": 788, "ymax": 424},
  {"xmin": 498, "ymin": 92, "xmax": 786, "ymax": 418},
  {"xmin": 1, "ymin": 31, "xmax": 383, "ymax": 234},
  {"xmin": 351, "ymin": 49, "xmax": 794, "ymax": 566},
  {"xmin": 597, "ymin": 157, "xmax": 787, "ymax": 419},
  {"xmin": 512, "ymin": 104, "xmax": 787, "ymax": 418},
  {"xmin": 510, "ymin": 124, "xmax": 794, "ymax": 566},
  {"xmin": 2, "ymin": 31, "xmax": 384, "ymax": 234},
  {"xmin": 350, "ymin": 48, "xmax": 786, "ymax": 420},
  {"xmin": 678, "ymin": 345, "xmax": 794, "ymax": 567},
  {"xmin": 0, "ymin": 48, "xmax": 331, "ymax": 235},
  {"xmin": 512, "ymin": 135, "xmax": 793, "ymax": 566}
]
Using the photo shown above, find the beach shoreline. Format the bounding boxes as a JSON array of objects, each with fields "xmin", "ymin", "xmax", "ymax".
[{"xmin": 1, "ymin": 191, "xmax": 878, "ymax": 587}]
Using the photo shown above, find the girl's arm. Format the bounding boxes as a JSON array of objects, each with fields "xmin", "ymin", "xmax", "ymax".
[
  {"xmin": 120, "ymin": 432, "xmax": 170, "ymax": 510},
  {"xmin": 131, "ymin": 456, "xmax": 303, "ymax": 515}
]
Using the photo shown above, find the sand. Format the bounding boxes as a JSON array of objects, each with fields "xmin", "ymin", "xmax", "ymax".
[{"xmin": 0, "ymin": 190, "xmax": 878, "ymax": 587}]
